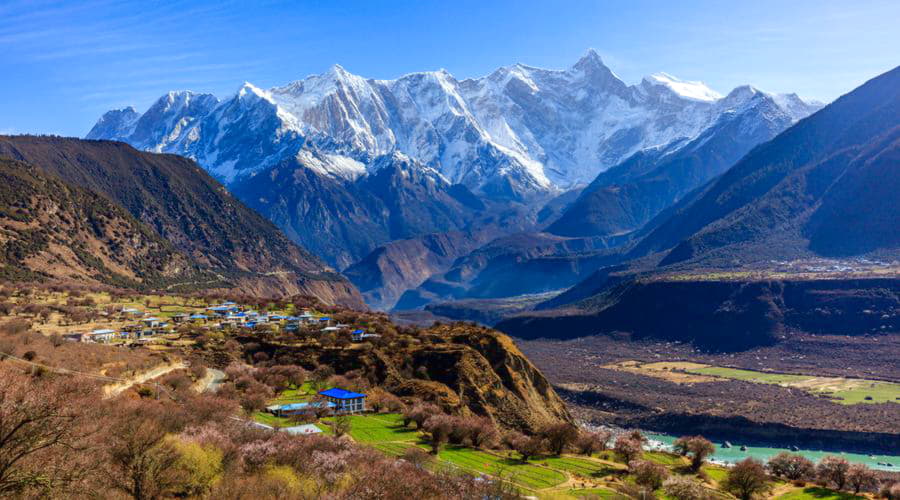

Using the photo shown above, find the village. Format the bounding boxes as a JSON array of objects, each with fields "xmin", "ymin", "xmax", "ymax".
[{"xmin": 60, "ymin": 299, "xmax": 380, "ymax": 346}]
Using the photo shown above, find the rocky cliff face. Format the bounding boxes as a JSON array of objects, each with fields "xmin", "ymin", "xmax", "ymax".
[{"xmin": 241, "ymin": 323, "xmax": 571, "ymax": 433}]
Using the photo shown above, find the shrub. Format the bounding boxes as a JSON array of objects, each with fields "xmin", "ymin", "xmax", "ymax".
[
  {"xmin": 423, "ymin": 414, "xmax": 454, "ymax": 454},
  {"xmin": 664, "ymin": 475, "xmax": 708, "ymax": 500},
  {"xmin": 402, "ymin": 403, "xmax": 440, "ymax": 429},
  {"xmin": 169, "ymin": 438, "xmax": 223, "ymax": 496},
  {"xmin": 508, "ymin": 433, "xmax": 545, "ymax": 462},
  {"xmin": 575, "ymin": 430, "xmax": 610, "ymax": 456},
  {"xmin": 673, "ymin": 435, "xmax": 715, "ymax": 472},
  {"xmin": 541, "ymin": 423, "xmax": 578, "ymax": 456},
  {"xmin": 614, "ymin": 435, "xmax": 643, "ymax": 463},
  {"xmin": 401, "ymin": 447, "xmax": 433, "ymax": 468},
  {"xmin": 631, "ymin": 459, "xmax": 669, "ymax": 490},
  {"xmin": 767, "ymin": 452, "xmax": 815, "ymax": 480},
  {"xmin": 331, "ymin": 414, "xmax": 352, "ymax": 438}
]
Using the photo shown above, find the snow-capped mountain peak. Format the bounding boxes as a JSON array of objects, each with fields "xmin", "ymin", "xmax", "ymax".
[
  {"xmin": 643, "ymin": 72, "xmax": 723, "ymax": 102},
  {"xmin": 87, "ymin": 52, "xmax": 820, "ymax": 199}
]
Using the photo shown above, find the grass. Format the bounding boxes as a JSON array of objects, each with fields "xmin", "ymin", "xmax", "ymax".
[
  {"xmin": 645, "ymin": 451, "xmax": 686, "ymax": 467},
  {"xmin": 776, "ymin": 487, "xmax": 867, "ymax": 500},
  {"xmin": 251, "ymin": 411, "xmax": 293, "ymax": 427},
  {"xmin": 321, "ymin": 413, "xmax": 418, "ymax": 444},
  {"xmin": 691, "ymin": 366, "xmax": 810, "ymax": 384},
  {"xmin": 370, "ymin": 442, "xmax": 419, "ymax": 457},
  {"xmin": 560, "ymin": 487, "xmax": 620, "ymax": 499},
  {"xmin": 269, "ymin": 382, "xmax": 316, "ymax": 405},
  {"xmin": 827, "ymin": 381, "xmax": 900, "ymax": 404},
  {"xmin": 533, "ymin": 457, "xmax": 621, "ymax": 478},
  {"xmin": 437, "ymin": 446, "xmax": 567, "ymax": 490},
  {"xmin": 686, "ymin": 366, "xmax": 900, "ymax": 405},
  {"xmin": 702, "ymin": 466, "xmax": 729, "ymax": 482}
]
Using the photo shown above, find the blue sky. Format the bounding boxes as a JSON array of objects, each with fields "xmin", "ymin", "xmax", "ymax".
[{"xmin": 2, "ymin": 0, "xmax": 898, "ymax": 137}]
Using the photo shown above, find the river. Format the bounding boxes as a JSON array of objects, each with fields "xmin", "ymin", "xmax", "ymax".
[{"xmin": 645, "ymin": 432, "xmax": 900, "ymax": 472}]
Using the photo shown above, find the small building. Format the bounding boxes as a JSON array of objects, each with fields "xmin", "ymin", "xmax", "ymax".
[
  {"xmin": 226, "ymin": 312, "xmax": 249, "ymax": 324},
  {"xmin": 351, "ymin": 329, "xmax": 365, "ymax": 341},
  {"xmin": 63, "ymin": 332, "xmax": 85, "ymax": 342},
  {"xmin": 322, "ymin": 326, "xmax": 341, "ymax": 333},
  {"xmin": 189, "ymin": 313, "xmax": 208, "ymax": 322},
  {"xmin": 86, "ymin": 329, "xmax": 116, "ymax": 343},
  {"xmin": 283, "ymin": 424, "xmax": 323, "ymax": 435},
  {"xmin": 121, "ymin": 307, "xmax": 142, "ymax": 316},
  {"xmin": 141, "ymin": 317, "xmax": 162, "ymax": 328},
  {"xmin": 171, "ymin": 313, "xmax": 189, "ymax": 323},
  {"xmin": 207, "ymin": 306, "xmax": 233, "ymax": 316},
  {"xmin": 319, "ymin": 388, "xmax": 366, "ymax": 414},
  {"xmin": 266, "ymin": 401, "xmax": 335, "ymax": 417}
]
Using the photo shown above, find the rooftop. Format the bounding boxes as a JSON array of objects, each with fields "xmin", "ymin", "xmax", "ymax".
[
  {"xmin": 283, "ymin": 424, "xmax": 323, "ymax": 435},
  {"xmin": 320, "ymin": 387, "xmax": 366, "ymax": 400}
]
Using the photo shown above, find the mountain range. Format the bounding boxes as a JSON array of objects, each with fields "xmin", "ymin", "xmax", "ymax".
[
  {"xmin": 88, "ymin": 51, "xmax": 819, "ymax": 276},
  {"xmin": 496, "ymin": 65, "xmax": 900, "ymax": 349}
]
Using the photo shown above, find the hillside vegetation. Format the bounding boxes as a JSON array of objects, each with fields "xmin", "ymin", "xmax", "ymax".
[{"xmin": 0, "ymin": 136, "xmax": 363, "ymax": 305}]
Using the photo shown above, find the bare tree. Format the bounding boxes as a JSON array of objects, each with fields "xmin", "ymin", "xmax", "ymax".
[
  {"xmin": 816, "ymin": 456, "xmax": 850, "ymax": 490},
  {"xmin": 541, "ymin": 423, "xmax": 578, "ymax": 456},
  {"xmin": 846, "ymin": 463, "xmax": 877, "ymax": 494},
  {"xmin": 104, "ymin": 403, "xmax": 184, "ymax": 500},
  {"xmin": 723, "ymin": 458, "xmax": 770, "ymax": 500},
  {"xmin": 575, "ymin": 430, "xmax": 611, "ymax": 457},
  {"xmin": 0, "ymin": 372, "xmax": 97, "ymax": 496},
  {"xmin": 614, "ymin": 435, "xmax": 643, "ymax": 463}
]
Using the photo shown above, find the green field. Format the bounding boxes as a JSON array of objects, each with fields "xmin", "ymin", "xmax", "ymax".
[
  {"xmin": 691, "ymin": 366, "xmax": 810, "ymax": 384},
  {"xmin": 828, "ymin": 381, "xmax": 900, "ymax": 404},
  {"xmin": 688, "ymin": 366, "xmax": 900, "ymax": 405},
  {"xmin": 322, "ymin": 413, "xmax": 419, "ymax": 443},
  {"xmin": 776, "ymin": 487, "xmax": 867, "ymax": 500},
  {"xmin": 532, "ymin": 456, "xmax": 621, "ymax": 478},
  {"xmin": 268, "ymin": 382, "xmax": 316, "ymax": 405},
  {"xmin": 370, "ymin": 441, "xmax": 420, "ymax": 457},
  {"xmin": 437, "ymin": 445, "xmax": 568, "ymax": 490},
  {"xmin": 563, "ymin": 487, "xmax": 619, "ymax": 498},
  {"xmin": 645, "ymin": 451, "xmax": 687, "ymax": 466},
  {"xmin": 701, "ymin": 465, "xmax": 729, "ymax": 482}
]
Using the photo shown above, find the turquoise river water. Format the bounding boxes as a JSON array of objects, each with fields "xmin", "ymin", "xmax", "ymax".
[{"xmin": 646, "ymin": 433, "xmax": 900, "ymax": 471}]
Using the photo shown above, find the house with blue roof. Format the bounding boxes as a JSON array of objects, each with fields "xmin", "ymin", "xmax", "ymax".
[{"xmin": 320, "ymin": 387, "xmax": 367, "ymax": 414}]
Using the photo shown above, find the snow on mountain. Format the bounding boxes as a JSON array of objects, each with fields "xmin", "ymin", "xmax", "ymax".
[
  {"xmin": 87, "ymin": 49, "xmax": 820, "ymax": 199},
  {"xmin": 86, "ymin": 106, "xmax": 140, "ymax": 142},
  {"xmin": 643, "ymin": 72, "xmax": 722, "ymax": 102}
]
